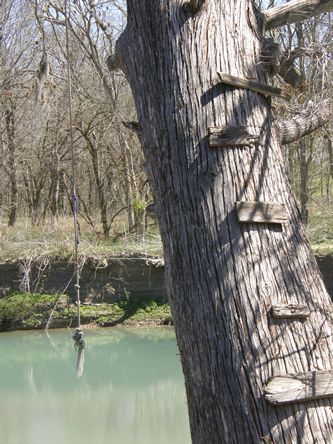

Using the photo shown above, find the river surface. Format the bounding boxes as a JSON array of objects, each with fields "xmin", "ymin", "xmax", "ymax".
[{"xmin": 0, "ymin": 327, "xmax": 191, "ymax": 444}]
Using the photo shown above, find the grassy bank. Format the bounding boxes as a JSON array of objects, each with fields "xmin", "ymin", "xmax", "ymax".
[
  {"xmin": 308, "ymin": 205, "xmax": 333, "ymax": 255},
  {"xmin": 0, "ymin": 217, "xmax": 162, "ymax": 262},
  {"xmin": 0, "ymin": 293, "xmax": 172, "ymax": 331},
  {"xmin": 1, "ymin": 208, "xmax": 332, "ymax": 262}
]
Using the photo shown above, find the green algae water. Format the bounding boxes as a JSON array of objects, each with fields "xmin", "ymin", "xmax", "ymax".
[{"xmin": 0, "ymin": 328, "xmax": 191, "ymax": 444}]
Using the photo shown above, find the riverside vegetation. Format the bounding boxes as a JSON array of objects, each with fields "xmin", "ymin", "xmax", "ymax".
[
  {"xmin": 0, "ymin": 206, "xmax": 332, "ymax": 332},
  {"xmin": 0, "ymin": 202, "xmax": 331, "ymax": 332},
  {"xmin": 0, "ymin": 292, "xmax": 172, "ymax": 331},
  {"xmin": 0, "ymin": 216, "xmax": 170, "ymax": 331}
]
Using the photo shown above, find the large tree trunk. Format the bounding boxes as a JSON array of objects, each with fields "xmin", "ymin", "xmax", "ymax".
[{"xmin": 115, "ymin": 1, "xmax": 333, "ymax": 442}]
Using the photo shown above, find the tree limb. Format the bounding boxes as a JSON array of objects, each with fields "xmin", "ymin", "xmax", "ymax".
[
  {"xmin": 261, "ymin": 38, "xmax": 304, "ymax": 87},
  {"xmin": 276, "ymin": 106, "xmax": 330, "ymax": 144},
  {"xmin": 279, "ymin": 54, "xmax": 304, "ymax": 87},
  {"xmin": 263, "ymin": 0, "xmax": 333, "ymax": 30}
]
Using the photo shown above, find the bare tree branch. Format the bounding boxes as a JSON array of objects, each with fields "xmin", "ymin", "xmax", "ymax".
[
  {"xmin": 261, "ymin": 38, "xmax": 304, "ymax": 87},
  {"xmin": 263, "ymin": 0, "xmax": 333, "ymax": 30},
  {"xmin": 276, "ymin": 105, "xmax": 330, "ymax": 144}
]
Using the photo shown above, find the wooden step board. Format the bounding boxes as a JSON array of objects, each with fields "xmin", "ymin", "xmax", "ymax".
[
  {"xmin": 208, "ymin": 126, "xmax": 260, "ymax": 147},
  {"xmin": 265, "ymin": 371, "xmax": 333, "ymax": 405},
  {"xmin": 271, "ymin": 304, "xmax": 310, "ymax": 320},
  {"xmin": 217, "ymin": 72, "xmax": 285, "ymax": 99},
  {"xmin": 236, "ymin": 201, "xmax": 288, "ymax": 224}
]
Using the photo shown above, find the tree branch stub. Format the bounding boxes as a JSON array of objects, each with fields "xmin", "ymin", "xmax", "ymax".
[
  {"xmin": 106, "ymin": 53, "xmax": 122, "ymax": 71},
  {"xmin": 122, "ymin": 121, "xmax": 142, "ymax": 135},
  {"xmin": 183, "ymin": 0, "xmax": 206, "ymax": 14}
]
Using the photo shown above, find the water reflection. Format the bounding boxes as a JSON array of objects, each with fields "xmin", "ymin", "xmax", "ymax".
[{"xmin": 0, "ymin": 328, "xmax": 191, "ymax": 444}]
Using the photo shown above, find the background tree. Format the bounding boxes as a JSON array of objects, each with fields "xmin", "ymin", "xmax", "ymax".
[
  {"xmin": 0, "ymin": 0, "xmax": 150, "ymax": 239},
  {"xmin": 267, "ymin": 5, "xmax": 333, "ymax": 224},
  {"xmin": 0, "ymin": 0, "xmax": 38, "ymax": 226}
]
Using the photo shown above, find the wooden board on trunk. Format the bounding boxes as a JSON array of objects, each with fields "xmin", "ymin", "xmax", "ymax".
[
  {"xmin": 217, "ymin": 72, "xmax": 284, "ymax": 98},
  {"xmin": 265, "ymin": 371, "xmax": 333, "ymax": 405},
  {"xmin": 236, "ymin": 201, "xmax": 288, "ymax": 224},
  {"xmin": 208, "ymin": 126, "xmax": 260, "ymax": 147},
  {"xmin": 271, "ymin": 304, "xmax": 310, "ymax": 319}
]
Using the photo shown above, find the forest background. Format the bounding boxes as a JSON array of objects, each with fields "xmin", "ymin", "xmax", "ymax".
[{"xmin": 0, "ymin": 0, "xmax": 332, "ymax": 261}]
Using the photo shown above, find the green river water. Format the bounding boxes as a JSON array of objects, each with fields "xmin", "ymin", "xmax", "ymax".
[{"xmin": 0, "ymin": 327, "xmax": 191, "ymax": 444}]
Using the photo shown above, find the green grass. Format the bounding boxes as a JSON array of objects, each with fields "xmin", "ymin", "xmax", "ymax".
[
  {"xmin": 307, "ymin": 203, "xmax": 333, "ymax": 255},
  {"xmin": 0, "ymin": 292, "xmax": 172, "ymax": 331},
  {"xmin": 0, "ymin": 292, "xmax": 62, "ymax": 330},
  {"xmin": 54, "ymin": 299, "xmax": 172, "ymax": 327}
]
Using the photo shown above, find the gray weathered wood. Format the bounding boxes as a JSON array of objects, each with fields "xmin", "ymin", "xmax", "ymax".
[
  {"xmin": 208, "ymin": 126, "xmax": 260, "ymax": 147},
  {"xmin": 265, "ymin": 371, "xmax": 333, "ymax": 405},
  {"xmin": 217, "ymin": 72, "xmax": 284, "ymax": 98},
  {"xmin": 236, "ymin": 201, "xmax": 288, "ymax": 224},
  {"xmin": 263, "ymin": 0, "xmax": 333, "ymax": 30},
  {"xmin": 271, "ymin": 304, "xmax": 310, "ymax": 319}
]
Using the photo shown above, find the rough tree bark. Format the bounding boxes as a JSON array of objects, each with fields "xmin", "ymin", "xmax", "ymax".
[
  {"xmin": 276, "ymin": 107, "xmax": 329, "ymax": 145},
  {"xmin": 113, "ymin": 1, "xmax": 333, "ymax": 442}
]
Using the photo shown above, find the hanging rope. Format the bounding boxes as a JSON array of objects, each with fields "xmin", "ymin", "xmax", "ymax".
[{"xmin": 64, "ymin": 0, "xmax": 85, "ymax": 378}]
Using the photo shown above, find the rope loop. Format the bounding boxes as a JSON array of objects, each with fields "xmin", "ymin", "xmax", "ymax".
[{"xmin": 73, "ymin": 328, "xmax": 85, "ymax": 350}]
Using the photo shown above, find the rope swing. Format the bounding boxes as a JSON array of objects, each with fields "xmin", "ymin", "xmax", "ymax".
[{"xmin": 64, "ymin": 0, "xmax": 85, "ymax": 378}]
